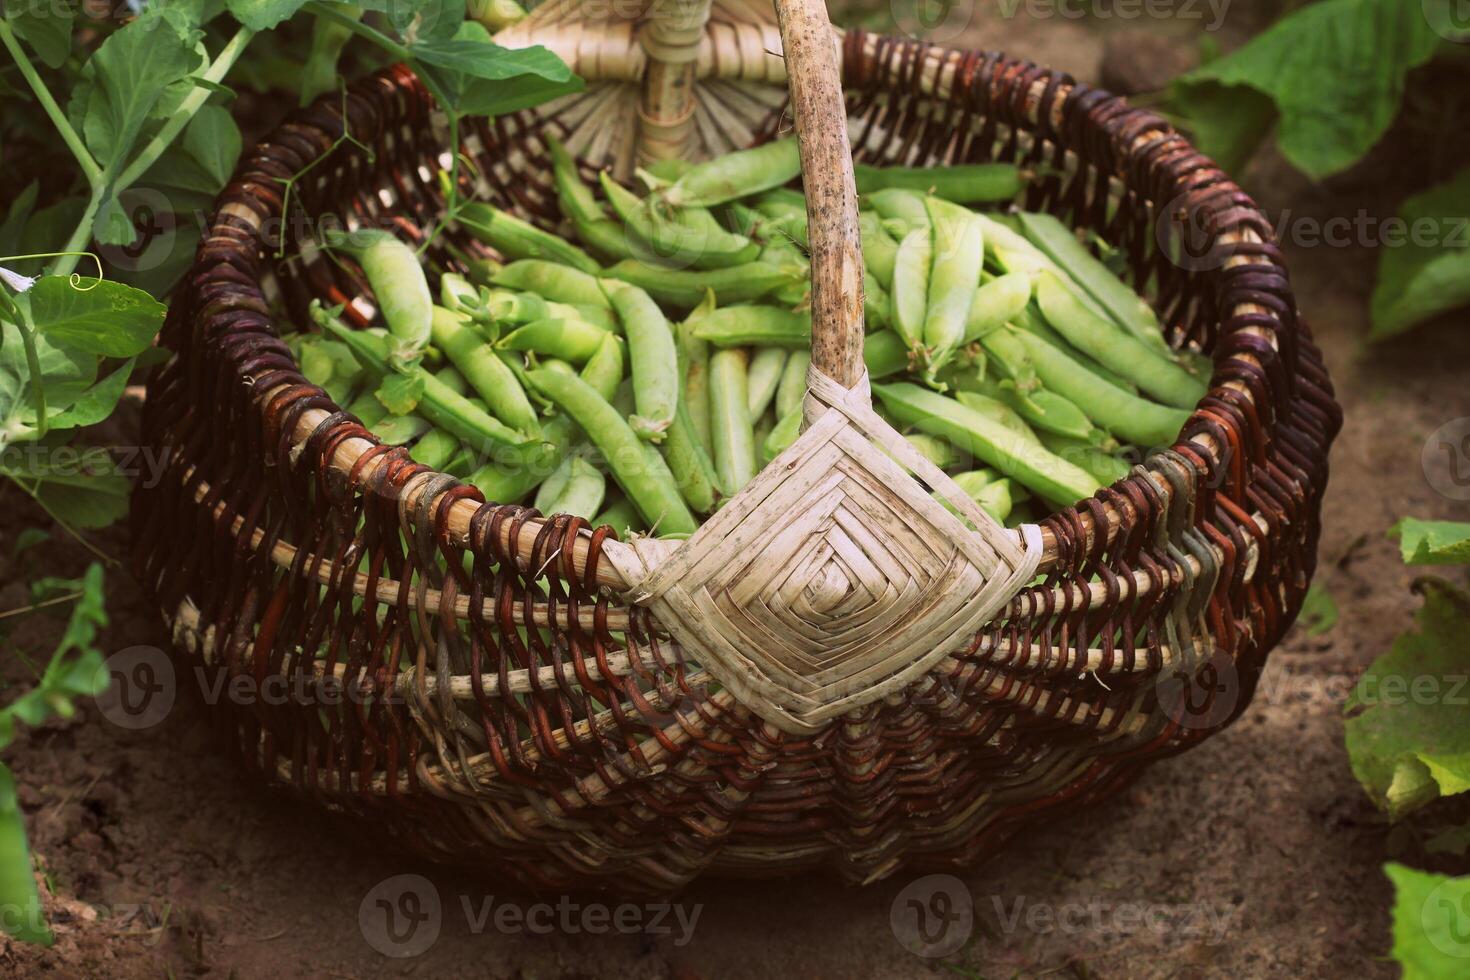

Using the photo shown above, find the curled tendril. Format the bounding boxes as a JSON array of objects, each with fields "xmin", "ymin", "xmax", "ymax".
[{"xmin": 0, "ymin": 251, "xmax": 105, "ymax": 289}]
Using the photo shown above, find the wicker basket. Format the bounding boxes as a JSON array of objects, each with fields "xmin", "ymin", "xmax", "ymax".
[{"xmin": 131, "ymin": 0, "xmax": 1341, "ymax": 892}]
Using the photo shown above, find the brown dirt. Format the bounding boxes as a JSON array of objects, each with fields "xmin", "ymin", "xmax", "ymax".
[{"xmin": 4, "ymin": 9, "xmax": 1470, "ymax": 979}]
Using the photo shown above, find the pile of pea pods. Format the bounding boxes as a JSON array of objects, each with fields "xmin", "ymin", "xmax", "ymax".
[{"xmin": 289, "ymin": 136, "xmax": 1210, "ymax": 538}]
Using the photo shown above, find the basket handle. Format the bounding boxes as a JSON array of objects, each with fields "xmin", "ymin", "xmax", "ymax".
[{"xmin": 772, "ymin": 0, "xmax": 866, "ymax": 390}]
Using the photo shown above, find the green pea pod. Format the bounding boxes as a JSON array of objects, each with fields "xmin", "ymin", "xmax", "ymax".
[
  {"xmin": 493, "ymin": 260, "xmax": 611, "ymax": 308},
  {"xmin": 867, "ymin": 189, "xmax": 931, "ymax": 231},
  {"xmin": 431, "ymin": 305, "xmax": 541, "ymax": 435},
  {"xmin": 602, "ymin": 279, "xmax": 679, "ymax": 442},
  {"xmin": 858, "ymin": 211, "xmax": 901, "ymax": 289},
  {"xmin": 497, "ymin": 317, "xmax": 610, "ymax": 363},
  {"xmin": 864, "ymin": 329, "xmax": 911, "ymax": 380},
  {"xmin": 534, "ymin": 455, "xmax": 607, "ymax": 520},
  {"xmin": 864, "ymin": 272, "xmax": 893, "ymax": 331},
  {"xmin": 592, "ymin": 496, "xmax": 645, "ymax": 536},
  {"xmin": 677, "ymin": 294, "xmax": 715, "ymax": 453},
  {"xmin": 873, "ymin": 381, "xmax": 1101, "ymax": 505},
  {"xmin": 1016, "ymin": 211, "xmax": 1170, "ymax": 353},
  {"xmin": 555, "ymin": 302, "xmax": 619, "ymax": 333},
  {"xmin": 892, "ymin": 228, "xmax": 932, "ymax": 352},
  {"xmin": 764, "ymin": 408, "xmax": 802, "ymax": 462},
  {"xmin": 322, "ymin": 228, "xmax": 432, "ymax": 367},
  {"xmin": 469, "ymin": 415, "xmax": 575, "ymax": 504},
  {"xmin": 689, "ymin": 305, "xmax": 811, "ymax": 348},
  {"xmin": 323, "ymin": 315, "xmax": 539, "ymax": 461},
  {"xmin": 1036, "ymin": 272, "xmax": 1204, "ymax": 409},
  {"xmin": 1037, "ymin": 431, "xmax": 1135, "ymax": 486},
  {"xmin": 345, "ymin": 388, "xmax": 388, "ymax": 428},
  {"xmin": 966, "ymin": 378, "xmax": 1093, "ymax": 442},
  {"xmin": 640, "ymin": 158, "xmax": 693, "ymax": 186},
  {"xmin": 964, "ymin": 271, "xmax": 1032, "ymax": 345},
  {"xmin": 661, "ymin": 136, "xmax": 802, "ymax": 208},
  {"xmin": 978, "ymin": 325, "xmax": 1041, "ymax": 392},
  {"xmin": 661, "ymin": 399, "xmax": 722, "ymax": 513},
  {"xmin": 1013, "ymin": 329, "xmax": 1191, "ymax": 448},
  {"xmin": 601, "ymin": 258, "xmax": 803, "ymax": 310},
  {"xmin": 457, "ymin": 201, "xmax": 601, "ymax": 275},
  {"xmin": 600, "ymin": 173, "xmax": 759, "ymax": 269},
  {"xmin": 746, "ymin": 347, "xmax": 789, "ymax": 420},
  {"xmin": 903, "ymin": 433, "xmax": 961, "ymax": 470},
  {"xmin": 544, "ymin": 135, "xmax": 605, "ymax": 227},
  {"xmin": 524, "ymin": 369, "xmax": 697, "ymax": 535},
  {"xmin": 775, "ymin": 349, "xmax": 811, "ymax": 420},
  {"xmin": 953, "ymin": 390, "xmax": 1043, "ymax": 443},
  {"xmin": 412, "ymin": 426, "xmax": 462, "ymax": 471},
  {"xmin": 854, "ymin": 162, "xmax": 1025, "ymax": 204},
  {"xmin": 922, "ymin": 197, "xmax": 984, "ymax": 373},
  {"xmin": 479, "ymin": 288, "xmax": 550, "ymax": 325},
  {"xmin": 579, "ymin": 333, "xmax": 625, "ymax": 402},
  {"xmin": 371, "ymin": 414, "xmax": 430, "ymax": 445},
  {"xmin": 708, "ymin": 348, "xmax": 756, "ymax": 493},
  {"xmin": 1012, "ymin": 301, "xmax": 1138, "ymax": 392}
]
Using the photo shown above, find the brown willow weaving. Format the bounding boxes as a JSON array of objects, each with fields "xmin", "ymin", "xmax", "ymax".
[{"xmin": 132, "ymin": 5, "xmax": 1340, "ymax": 892}]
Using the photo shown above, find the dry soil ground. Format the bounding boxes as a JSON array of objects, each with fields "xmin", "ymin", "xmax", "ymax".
[{"xmin": 3, "ymin": 6, "xmax": 1469, "ymax": 979}]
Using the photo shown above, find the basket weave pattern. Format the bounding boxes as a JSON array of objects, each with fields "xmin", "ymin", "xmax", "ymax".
[{"xmin": 131, "ymin": 14, "xmax": 1341, "ymax": 890}]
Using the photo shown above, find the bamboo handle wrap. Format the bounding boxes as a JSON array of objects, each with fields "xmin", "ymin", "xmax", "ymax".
[{"xmin": 772, "ymin": 0, "xmax": 867, "ymax": 390}]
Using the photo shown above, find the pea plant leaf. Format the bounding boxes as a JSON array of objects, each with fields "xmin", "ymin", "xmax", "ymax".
[
  {"xmin": 1370, "ymin": 167, "xmax": 1470, "ymax": 339},
  {"xmin": 182, "ymin": 104, "xmax": 243, "ymax": 189},
  {"xmin": 5, "ymin": 0, "xmax": 75, "ymax": 71},
  {"xmin": 367, "ymin": 0, "xmax": 464, "ymax": 43},
  {"xmin": 0, "ymin": 562, "xmax": 109, "ymax": 947},
  {"xmin": 412, "ymin": 21, "xmax": 583, "ymax": 118},
  {"xmin": 1386, "ymin": 863, "xmax": 1470, "ymax": 976},
  {"xmin": 1168, "ymin": 0, "xmax": 1443, "ymax": 180},
  {"xmin": 1298, "ymin": 582, "xmax": 1339, "ymax": 636},
  {"xmin": 66, "ymin": 15, "xmax": 199, "ymax": 170},
  {"xmin": 1391, "ymin": 518, "xmax": 1470, "ymax": 566},
  {"xmin": 27, "ymin": 276, "xmax": 165, "ymax": 359},
  {"xmin": 1344, "ymin": 580, "xmax": 1470, "ymax": 821},
  {"xmin": 224, "ymin": 0, "xmax": 311, "ymax": 31}
]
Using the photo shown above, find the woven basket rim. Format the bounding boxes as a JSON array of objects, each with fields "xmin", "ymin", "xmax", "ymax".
[{"xmin": 185, "ymin": 38, "xmax": 1309, "ymax": 593}]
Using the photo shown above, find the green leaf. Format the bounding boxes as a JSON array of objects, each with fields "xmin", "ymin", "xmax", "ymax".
[
  {"xmin": 1298, "ymin": 583, "xmax": 1339, "ymax": 636},
  {"xmin": 69, "ymin": 17, "xmax": 197, "ymax": 166},
  {"xmin": 375, "ymin": 371, "xmax": 424, "ymax": 415},
  {"xmin": 7, "ymin": 0, "xmax": 75, "ymax": 70},
  {"xmin": 1161, "ymin": 80, "xmax": 1275, "ymax": 177},
  {"xmin": 455, "ymin": 72, "xmax": 586, "ymax": 118},
  {"xmin": 224, "ymin": 0, "xmax": 310, "ymax": 31},
  {"xmin": 410, "ymin": 37, "xmax": 573, "ymax": 83},
  {"xmin": 1370, "ymin": 167, "xmax": 1470, "ymax": 339},
  {"xmin": 42, "ymin": 360, "xmax": 136, "ymax": 432},
  {"xmin": 10, "ymin": 529, "xmax": 49, "ymax": 557},
  {"xmin": 1169, "ymin": 0, "xmax": 1442, "ymax": 179},
  {"xmin": 182, "ymin": 104, "xmax": 242, "ymax": 189},
  {"xmin": 27, "ymin": 277, "xmax": 165, "ymax": 358},
  {"xmin": 0, "ymin": 182, "xmax": 40, "ymax": 258},
  {"xmin": 0, "ymin": 764, "xmax": 51, "ymax": 946},
  {"xmin": 27, "ymin": 472, "xmax": 131, "ymax": 530},
  {"xmin": 1387, "ymin": 863, "xmax": 1470, "ymax": 976},
  {"xmin": 0, "ymin": 319, "xmax": 96, "ymax": 446},
  {"xmin": 371, "ymin": 0, "xmax": 463, "ymax": 43},
  {"xmin": 1345, "ymin": 580, "xmax": 1470, "ymax": 820},
  {"xmin": 1391, "ymin": 518, "xmax": 1470, "ymax": 566}
]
